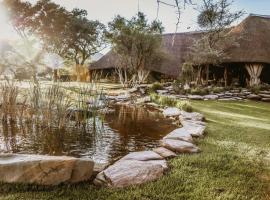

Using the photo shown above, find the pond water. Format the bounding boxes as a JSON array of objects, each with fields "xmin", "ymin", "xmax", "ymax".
[{"xmin": 0, "ymin": 105, "xmax": 177, "ymax": 163}]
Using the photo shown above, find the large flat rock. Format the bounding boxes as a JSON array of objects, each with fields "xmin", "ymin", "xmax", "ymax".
[
  {"xmin": 204, "ymin": 95, "xmax": 219, "ymax": 100},
  {"xmin": 163, "ymin": 107, "xmax": 181, "ymax": 117},
  {"xmin": 160, "ymin": 139, "xmax": 200, "ymax": 153},
  {"xmin": 181, "ymin": 121, "xmax": 206, "ymax": 137},
  {"xmin": 153, "ymin": 147, "xmax": 177, "ymax": 159},
  {"xmin": 94, "ymin": 159, "xmax": 166, "ymax": 188},
  {"xmin": 179, "ymin": 111, "xmax": 205, "ymax": 122},
  {"xmin": 164, "ymin": 128, "xmax": 193, "ymax": 143},
  {"xmin": 120, "ymin": 151, "xmax": 163, "ymax": 161},
  {"xmin": 0, "ymin": 154, "xmax": 94, "ymax": 185}
]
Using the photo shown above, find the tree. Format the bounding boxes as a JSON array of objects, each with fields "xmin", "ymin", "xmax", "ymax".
[
  {"xmin": 107, "ymin": 12, "xmax": 164, "ymax": 87},
  {"xmin": 65, "ymin": 9, "xmax": 106, "ymax": 81},
  {"xmin": 2, "ymin": 0, "xmax": 106, "ymax": 82},
  {"xmin": 185, "ymin": 0, "xmax": 244, "ymax": 86}
]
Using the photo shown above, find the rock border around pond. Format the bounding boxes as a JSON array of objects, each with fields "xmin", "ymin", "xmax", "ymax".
[
  {"xmin": 93, "ymin": 108, "xmax": 206, "ymax": 188},
  {"xmin": 0, "ymin": 104, "xmax": 206, "ymax": 188}
]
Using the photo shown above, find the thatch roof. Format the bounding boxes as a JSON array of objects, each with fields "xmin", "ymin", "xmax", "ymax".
[
  {"xmin": 222, "ymin": 14, "xmax": 270, "ymax": 64},
  {"xmin": 90, "ymin": 14, "xmax": 270, "ymax": 77}
]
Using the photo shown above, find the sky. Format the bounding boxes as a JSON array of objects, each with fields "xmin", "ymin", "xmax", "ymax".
[{"xmin": 0, "ymin": 0, "xmax": 269, "ymax": 42}]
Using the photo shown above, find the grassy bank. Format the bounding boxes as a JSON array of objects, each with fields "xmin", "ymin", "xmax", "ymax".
[{"xmin": 0, "ymin": 101, "xmax": 269, "ymax": 200}]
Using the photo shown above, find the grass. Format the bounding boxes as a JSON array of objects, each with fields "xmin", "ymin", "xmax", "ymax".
[
  {"xmin": 0, "ymin": 100, "xmax": 270, "ymax": 200},
  {"xmin": 150, "ymin": 93, "xmax": 193, "ymax": 112}
]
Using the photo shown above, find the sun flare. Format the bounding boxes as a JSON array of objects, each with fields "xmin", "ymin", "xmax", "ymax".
[{"xmin": 0, "ymin": 5, "xmax": 15, "ymax": 39}]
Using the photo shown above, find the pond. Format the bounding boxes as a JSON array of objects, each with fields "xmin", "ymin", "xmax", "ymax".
[{"xmin": 0, "ymin": 105, "xmax": 177, "ymax": 163}]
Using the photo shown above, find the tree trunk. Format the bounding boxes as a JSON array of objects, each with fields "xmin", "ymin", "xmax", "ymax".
[
  {"xmin": 53, "ymin": 69, "xmax": 58, "ymax": 82},
  {"xmin": 206, "ymin": 65, "xmax": 209, "ymax": 85},
  {"xmin": 196, "ymin": 66, "xmax": 203, "ymax": 85},
  {"xmin": 224, "ymin": 66, "xmax": 228, "ymax": 87},
  {"xmin": 76, "ymin": 64, "xmax": 81, "ymax": 82},
  {"xmin": 245, "ymin": 64, "xmax": 264, "ymax": 86}
]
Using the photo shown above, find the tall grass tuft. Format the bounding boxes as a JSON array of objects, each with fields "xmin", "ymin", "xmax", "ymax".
[{"xmin": 0, "ymin": 81, "xmax": 19, "ymax": 122}]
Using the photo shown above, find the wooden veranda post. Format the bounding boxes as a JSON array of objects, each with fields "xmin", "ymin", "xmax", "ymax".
[{"xmin": 245, "ymin": 64, "xmax": 264, "ymax": 86}]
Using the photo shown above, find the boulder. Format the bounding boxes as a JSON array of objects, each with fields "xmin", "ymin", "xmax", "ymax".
[
  {"xmin": 259, "ymin": 94, "xmax": 270, "ymax": 98},
  {"xmin": 0, "ymin": 154, "xmax": 94, "ymax": 185},
  {"xmin": 70, "ymin": 158, "xmax": 94, "ymax": 183},
  {"xmin": 182, "ymin": 120, "xmax": 206, "ymax": 126},
  {"xmin": 163, "ymin": 107, "xmax": 181, "ymax": 117},
  {"xmin": 116, "ymin": 93, "xmax": 130, "ymax": 101},
  {"xmin": 203, "ymin": 95, "xmax": 219, "ymax": 100},
  {"xmin": 94, "ymin": 160, "xmax": 165, "ymax": 188},
  {"xmin": 120, "ymin": 151, "xmax": 163, "ymax": 161},
  {"xmin": 164, "ymin": 128, "xmax": 193, "ymax": 143},
  {"xmin": 188, "ymin": 95, "xmax": 204, "ymax": 100},
  {"xmin": 260, "ymin": 90, "xmax": 270, "ymax": 95},
  {"xmin": 153, "ymin": 147, "xmax": 177, "ymax": 159},
  {"xmin": 179, "ymin": 111, "xmax": 205, "ymax": 122},
  {"xmin": 156, "ymin": 90, "xmax": 168, "ymax": 95},
  {"xmin": 136, "ymin": 96, "xmax": 151, "ymax": 104},
  {"xmin": 181, "ymin": 121, "xmax": 206, "ymax": 137},
  {"xmin": 160, "ymin": 139, "xmax": 200, "ymax": 153},
  {"xmin": 261, "ymin": 98, "xmax": 270, "ymax": 102},
  {"xmin": 247, "ymin": 94, "xmax": 262, "ymax": 100},
  {"xmin": 92, "ymin": 163, "xmax": 109, "ymax": 178},
  {"xmin": 128, "ymin": 87, "xmax": 138, "ymax": 93}
]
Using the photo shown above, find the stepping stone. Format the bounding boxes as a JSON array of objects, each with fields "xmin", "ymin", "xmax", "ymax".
[
  {"xmin": 179, "ymin": 111, "xmax": 205, "ymax": 121},
  {"xmin": 259, "ymin": 94, "xmax": 270, "ymax": 98},
  {"xmin": 204, "ymin": 95, "xmax": 219, "ymax": 100},
  {"xmin": 120, "ymin": 151, "xmax": 163, "ymax": 161},
  {"xmin": 181, "ymin": 121, "xmax": 206, "ymax": 137},
  {"xmin": 247, "ymin": 94, "xmax": 261, "ymax": 100},
  {"xmin": 261, "ymin": 98, "xmax": 270, "ymax": 102},
  {"xmin": 0, "ymin": 154, "xmax": 94, "ymax": 185},
  {"xmin": 260, "ymin": 90, "xmax": 270, "ymax": 95},
  {"xmin": 94, "ymin": 159, "xmax": 166, "ymax": 188},
  {"xmin": 163, "ymin": 107, "xmax": 181, "ymax": 117},
  {"xmin": 181, "ymin": 119, "xmax": 206, "ymax": 126},
  {"xmin": 153, "ymin": 147, "xmax": 177, "ymax": 159},
  {"xmin": 160, "ymin": 139, "xmax": 200, "ymax": 153},
  {"xmin": 188, "ymin": 95, "xmax": 204, "ymax": 100},
  {"xmin": 164, "ymin": 128, "xmax": 193, "ymax": 143}
]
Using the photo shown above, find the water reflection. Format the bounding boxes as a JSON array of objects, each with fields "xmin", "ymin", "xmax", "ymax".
[{"xmin": 0, "ymin": 105, "xmax": 176, "ymax": 163}]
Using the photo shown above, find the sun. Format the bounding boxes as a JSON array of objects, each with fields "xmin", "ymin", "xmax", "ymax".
[{"xmin": 0, "ymin": 4, "xmax": 16, "ymax": 39}]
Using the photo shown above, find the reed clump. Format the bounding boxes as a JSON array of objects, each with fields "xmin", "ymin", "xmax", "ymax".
[{"xmin": 0, "ymin": 80, "xmax": 107, "ymax": 131}]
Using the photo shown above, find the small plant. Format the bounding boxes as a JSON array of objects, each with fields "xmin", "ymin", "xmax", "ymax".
[
  {"xmin": 150, "ymin": 93, "xmax": 177, "ymax": 107},
  {"xmin": 150, "ymin": 93, "xmax": 193, "ymax": 112},
  {"xmin": 211, "ymin": 86, "xmax": 225, "ymax": 94},
  {"xmin": 176, "ymin": 101, "xmax": 193, "ymax": 112},
  {"xmin": 249, "ymin": 85, "xmax": 262, "ymax": 94},
  {"xmin": 149, "ymin": 82, "xmax": 164, "ymax": 93},
  {"xmin": 190, "ymin": 87, "xmax": 209, "ymax": 95}
]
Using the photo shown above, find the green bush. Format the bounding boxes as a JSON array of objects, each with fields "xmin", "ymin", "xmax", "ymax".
[
  {"xmin": 190, "ymin": 87, "xmax": 209, "ymax": 95},
  {"xmin": 150, "ymin": 93, "xmax": 193, "ymax": 112},
  {"xmin": 211, "ymin": 87, "xmax": 225, "ymax": 94},
  {"xmin": 150, "ymin": 93, "xmax": 177, "ymax": 107},
  {"xmin": 149, "ymin": 82, "xmax": 163, "ymax": 93},
  {"xmin": 176, "ymin": 101, "xmax": 193, "ymax": 112}
]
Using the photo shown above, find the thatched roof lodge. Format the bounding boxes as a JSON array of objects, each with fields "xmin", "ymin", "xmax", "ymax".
[{"xmin": 90, "ymin": 14, "xmax": 270, "ymax": 85}]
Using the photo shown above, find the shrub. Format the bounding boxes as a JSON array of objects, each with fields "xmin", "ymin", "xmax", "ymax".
[
  {"xmin": 249, "ymin": 85, "xmax": 261, "ymax": 94},
  {"xmin": 149, "ymin": 82, "xmax": 163, "ymax": 93},
  {"xmin": 150, "ymin": 93, "xmax": 177, "ymax": 107},
  {"xmin": 211, "ymin": 87, "xmax": 225, "ymax": 94},
  {"xmin": 190, "ymin": 87, "xmax": 209, "ymax": 95},
  {"xmin": 176, "ymin": 101, "xmax": 193, "ymax": 112},
  {"xmin": 150, "ymin": 93, "xmax": 193, "ymax": 112}
]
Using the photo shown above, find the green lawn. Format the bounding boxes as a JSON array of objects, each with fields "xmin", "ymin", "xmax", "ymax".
[{"xmin": 1, "ymin": 101, "xmax": 269, "ymax": 200}]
